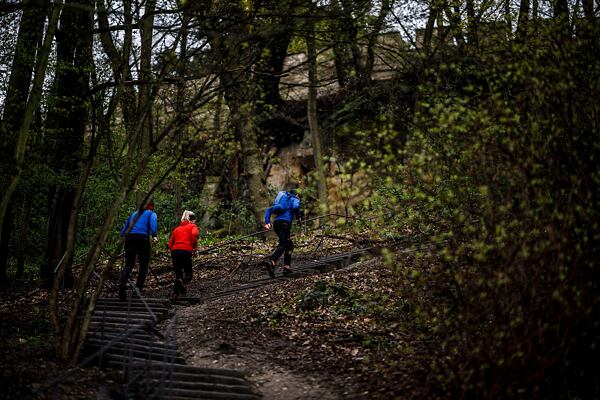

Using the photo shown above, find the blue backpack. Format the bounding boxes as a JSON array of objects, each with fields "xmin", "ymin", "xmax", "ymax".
[{"xmin": 273, "ymin": 191, "xmax": 293, "ymax": 215}]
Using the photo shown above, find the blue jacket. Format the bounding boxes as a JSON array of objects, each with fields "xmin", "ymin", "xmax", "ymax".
[
  {"xmin": 121, "ymin": 209, "xmax": 158, "ymax": 237},
  {"xmin": 264, "ymin": 191, "xmax": 301, "ymax": 224}
]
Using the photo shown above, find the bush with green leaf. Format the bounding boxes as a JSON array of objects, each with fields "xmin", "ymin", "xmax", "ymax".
[{"xmin": 385, "ymin": 22, "xmax": 600, "ymax": 399}]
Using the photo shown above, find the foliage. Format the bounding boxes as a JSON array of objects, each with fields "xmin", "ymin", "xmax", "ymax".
[{"xmin": 380, "ymin": 22, "xmax": 600, "ymax": 399}]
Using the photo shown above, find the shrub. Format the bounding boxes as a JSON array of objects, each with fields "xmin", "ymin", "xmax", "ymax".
[{"xmin": 388, "ymin": 22, "xmax": 600, "ymax": 399}]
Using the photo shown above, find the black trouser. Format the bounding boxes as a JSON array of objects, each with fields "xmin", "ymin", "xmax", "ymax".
[
  {"xmin": 269, "ymin": 220, "xmax": 294, "ymax": 266},
  {"xmin": 121, "ymin": 234, "xmax": 150, "ymax": 289},
  {"xmin": 171, "ymin": 250, "xmax": 193, "ymax": 294}
]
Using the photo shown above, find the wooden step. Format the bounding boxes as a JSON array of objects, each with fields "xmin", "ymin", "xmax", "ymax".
[
  {"xmin": 108, "ymin": 357, "xmax": 246, "ymax": 378},
  {"xmin": 86, "ymin": 339, "xmax": 180, "ymax": 358},
  {"xmin": 139, "ymin": 369, "xmax": 248, "ymax": 386},
  {"xmin": 101, "ymin": 348, "xmax": 185, "ymax": 364},
  {"xmin": 87, "ymin": 334, "xmax": 175, "ymax": 350},
  {"xmin": 139, "ymin": 386, "xmax": 261, "ymax": 400},
  {"xmin": 138, "ymin": 378, "xmax": 255, "ymax": 394}
]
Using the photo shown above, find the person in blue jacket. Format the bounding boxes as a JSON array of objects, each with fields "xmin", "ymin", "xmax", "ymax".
[
  {"xmin": 119, "ymin": 201, "xmax": 158, "ymax": 300},
  {"xmin": 263, "ymin": 185, "xmax": 302, "ymax": 277}
]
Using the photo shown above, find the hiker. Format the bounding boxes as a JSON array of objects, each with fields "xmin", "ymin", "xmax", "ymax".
[
  {"xmin": 167, "ymin": 210, "xmax": 199, "ymax": 300},
  {"xmin": 119, "ymin": 201, "xmax": 158, "ymax": 300},
  {"xmin": 263, "ymin": 185, "xmax": 302, "ymax": 277}
]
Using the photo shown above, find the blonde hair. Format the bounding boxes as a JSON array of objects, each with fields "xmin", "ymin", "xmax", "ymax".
[{"xmin": 181, "ymin": 210, "xmax": 196, "ymax": 222}]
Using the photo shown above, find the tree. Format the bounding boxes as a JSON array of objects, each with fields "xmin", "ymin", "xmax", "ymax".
[
  {"xmin": 306, "ymin": 0, "xmax": 329, "ymax": 216},
  {"xmin": 0, "ymin": 0, "xmax": 48, "ymax": 283},
  {"xmin": 42, "ymin": 0, "xmax": 94, "ymax": 288},
  {"xmin": 0, "ymin": 1, "xmax": 61, "ymax": 276}
]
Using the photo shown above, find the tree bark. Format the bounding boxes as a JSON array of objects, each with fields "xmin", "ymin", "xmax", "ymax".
[
  {"xmin": 174, "ymin": 12, "xmax": 190, "ymax": 221},
  {"xmin": 553, "ymin": 0, "xmax": 568, "ymax": 19},
  {"xmin": 364, "ymin": 0, "xmax": 390, "ymax": 85},
  {"xmin": 15, "ymin": 195, "xmax": 32, "ymax": 279},
  {"xmin": 135, "ymin": 0, "xmax": 156, "ymax": 205},
  {"xmin": 1, "ymin": 0, "xmax": 46, "ymax": 147},
  {"xmin": 445, "ymin": 2, "xmax": 466, "ymax": 49},
  {"xmin": 0, "ymin": 208, "xmax": 12, "ymax": 284},
  {"xmin": 139, "ymin": 0, "xmax": 156, "ymax": 152},
  {"xmin": 505, "ymin": 0, "xmax": 513, "ymax": 33},
  {"xmin": 0, "ymin": 1, "xmax": 61, "ymax": 255},
  {"xmin": 466, "ymin": 0, "xmax": 478, "ymax": 46},
  {"xmin": 338, "ymin": 0, "xmax": 364, "ymax": 83},
  {"xmin": 330, "ymin": 0, "xmax": 351, "ymax": 87},
  {"xmin": 306, "ymin": 2, "xmax": 329, "ymax": 216},
  {"xmin": 256, "ymin": 24, "xmax": 292, "ymax": 106},
  {"xmin": 516, "ymin": 0, "xmax": 530, "ymax": 40},
  {"xmin": 582, "ymin": 0, "xmax": 592, "ymax": 19},
  {"xmin": 96, "ymin": 0, "xmax": 137, "ymax": 143},
  {"xmin": 228, "ymin": 90, "xmax": 269, "ymax": 227},
  {"xmin": 423, "ymin": 3, "xmax": 437, "ymax": 53},
  {"xmin": 0, "ymin": 0, "xmax": 47, "ymax": 284},
  {"xmin": 203, "ymin": 0, "xmax": 270, "ymax": 228},
  {"xmin": 42, "ymin": 0, "xmax": 94, "ymax": 288}
]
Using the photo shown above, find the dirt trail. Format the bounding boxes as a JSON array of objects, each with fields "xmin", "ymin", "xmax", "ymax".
[{"xmin": 175, "ymin": 301, "xmax": 341, "ymax": 400}]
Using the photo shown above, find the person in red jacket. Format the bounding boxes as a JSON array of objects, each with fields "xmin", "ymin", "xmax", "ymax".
[{"xmin": 167, "ymin": 210, "xmax": 199, "ymax": 299}]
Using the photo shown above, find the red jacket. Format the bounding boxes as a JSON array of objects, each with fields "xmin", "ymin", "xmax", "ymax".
[{"xmin": 168, "ymin": 221, "xmax": 199, "ymax": 252}]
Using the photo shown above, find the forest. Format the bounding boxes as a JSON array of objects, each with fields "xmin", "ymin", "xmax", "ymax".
[{"xmin": 0, "ymin": 0, "xmax": 598, "ymax": 398}]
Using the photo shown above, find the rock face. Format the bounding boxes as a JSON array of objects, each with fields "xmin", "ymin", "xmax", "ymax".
[
  {"xmin": 266, "ymin": 133, "xmax": 371, "ymax": 215},
  {"xmin": 266, "ymin": 133, "xmax": 313, "ymax": 192}
]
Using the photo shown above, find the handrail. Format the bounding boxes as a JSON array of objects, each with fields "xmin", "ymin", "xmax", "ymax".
[{"xmin": 197, "ymin": 212, "xmax": 376, "ymax": 255}]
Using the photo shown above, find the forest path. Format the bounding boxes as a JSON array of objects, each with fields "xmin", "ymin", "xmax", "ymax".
[
  {"xmin": 175, "ymin": 299, "xmax": 341, "ymax": 400},
  {"xmin": 163, "ymin": 249, "xmax": 380, "ymax": 399},
  {"xmin": 80, "ymin": 247, "xmax": 375, "ymax": 399}
]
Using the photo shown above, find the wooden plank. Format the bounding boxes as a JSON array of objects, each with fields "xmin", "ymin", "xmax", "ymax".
[
  {"xmin": 91, "ymin": 315, "xmax": 156, "ymax": 324},
  {"xmin": 94, "ymin": 304, "xmax": 169, "ymax": 314},
  {"xmin": 87, "ymin": 334, "xmax": 175, "ymax": 349},
  {"xmin": 139, "ymin": 378, "xmax": 255, "ymax": 394},
  {"xmin": 108, "ymin": 358, "xmax": 246, "ymax": 378},
  {"xmin": 141, "ymin": 387, "xmax": 261, "ymax": 400},
  {"xmin": 86, "ymin": 339, "xmax": 180, "ymax": 357},
  {"xmin": 102, "ymin": 348, "xmax": 185, "ymax": 364},
  {"xmin": 138, "ymin": 370, "xmax": 247, "ymax": 386}
]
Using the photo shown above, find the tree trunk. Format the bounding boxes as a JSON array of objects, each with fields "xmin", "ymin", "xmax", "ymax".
[
  {"xmin": 135, "ymin": 0, "xmax": 156, "ymax": 205},
  {"xmin": 516, "ymin": 0, "xmax": 530, "ymax": 40},
  {"xmin": 50, "ymin": 134, "xmax": 98, "ymax": 359},
  {"xmin": 96, "ymin": 0, "xmax": 137, "ymax": 143},
  {"xmin": 1, "ymin": 0, "xmax": 46, "ymax": 149},
  {"xmin": 330, "ymin": 0, "xmax": 351, "ymax": 87},
  {"xmin": 15, "ymin": 195, "xmax": 32, "ymax": 279},
  {"xmin": 582, "ymin": 0, "xmax": 592, "ymax": 19},
  {"xmin": 364, "ymin": 0, "xmax": 390, "ymax": 85},
  {"xmin": 42, "ymin": 0, "xmax": 93, "ymax": 288},
  {"xmin": 445, "ymin": 3, "xmax": 466, "ymax": 49},
  {"xmin": 204, "ymin": 0, "xmax": 270, "ymax": 228},
  {"xmin": 553, "ymin": 0, "xmax": 568, "ymax": 19},
  {"xmin": 256, "ymin": 24, "xmax": 292, "ymax": 106},
  {"xmin": 234, "ymin": 94, "xmax": 269, "ymax": 227},
  {"xmin": 423, "ymin": 4, "xmax": 437, "ymax": 53},
  {"xmin": 139, "ymin": 0, "xmax": 156, "ymax": 152},
  {"xmin": 466, "ymin": 0, "xmax": 478, "ymax": 46},
  {"xmin": 220, "ymin": 68, "xmax": 268, "ymax": 226},
  {"xmin": 306, "ymin": 3, "xmax": 329, "ymax": 216},
  {"xmin": 0, "ymin": 0, "xmax": 47, "ymax": 284},
  {"xmin": 174, "ymin": 12, "xmax": 190, "ymax": 221},
  {"xmin": 0, "ymin": 1, "xmax": 61, "ymax": 254},
  {"xmin": 0, "ymin": 208, "xmax": 12, "ymax": 284},
  {"xmin": 339, "ymin": 0, "xmax": 364, "ymax": 83}
]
